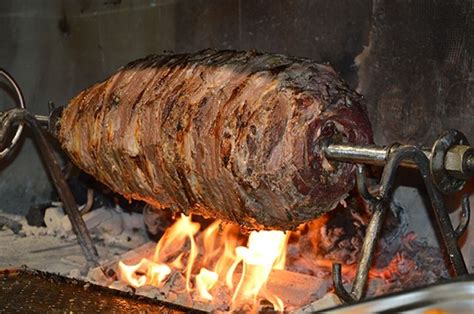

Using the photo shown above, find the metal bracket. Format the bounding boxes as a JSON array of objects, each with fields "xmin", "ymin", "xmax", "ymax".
[
  {"xmin": 0, "ymin": 107, "xmax": 100, "ymax": 267},
  {"xmin": 0, "ymin": 68, "xmax": 25, "ymax": 158},
  {"xmin": 455, "ymin": 194, "xmax": 471, "ymax": 239},
  {"xmin": 332, "ymin": 146, "xmax": 469, "ymax": 303},
  {"xmin": 0, "ymin": 68, "xmax": 98, "ymax": 267}
]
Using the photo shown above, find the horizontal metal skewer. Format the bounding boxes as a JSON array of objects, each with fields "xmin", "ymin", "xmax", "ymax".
[
  {"xmin": 325, "ymin": 142, "xmax": 474, "ymax": 180},
  {"xmin": 325, "ymin": 131, "xmax": 471, "ymax": 303},
  {"xmin": 325, "ymin": 144, "xmax": 428, "ymax": 166}
]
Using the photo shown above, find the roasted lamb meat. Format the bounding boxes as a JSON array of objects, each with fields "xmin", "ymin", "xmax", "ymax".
[{"xmin": 58, "ymin": 49, "xmax": 373, "ymax": 230}]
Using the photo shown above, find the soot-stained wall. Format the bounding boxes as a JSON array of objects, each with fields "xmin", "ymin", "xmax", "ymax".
[{"xmin": 358, "ymin": 0, "xmax": 473, "ymax": 145}]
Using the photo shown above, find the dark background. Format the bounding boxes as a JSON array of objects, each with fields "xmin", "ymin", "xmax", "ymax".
[{"xmin": 0, "ymin": 0, "xmax": 472, "ymax": 217}]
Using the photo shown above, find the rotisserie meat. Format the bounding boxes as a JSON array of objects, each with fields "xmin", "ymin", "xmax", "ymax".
[{"xmin": 58, "ymin": 50, "xmax": 373, "ymax": 230}]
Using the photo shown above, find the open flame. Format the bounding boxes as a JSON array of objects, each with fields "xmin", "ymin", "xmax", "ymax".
[
  {"xmin": 117, "ymin": 214, "xmax": 288, "ymax": 311},
  {"xmin": 112, "ymin": 201, "xmax": 427, "ymax": 312},
  {"xmin": 231, "ymin": 230, "xmax": 287, "ymax": 311}
]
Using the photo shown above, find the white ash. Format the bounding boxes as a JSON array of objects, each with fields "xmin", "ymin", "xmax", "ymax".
[
  {"xmin": 0, "ymin": 206, "xmax": 149, "ymax": 279},
  {"xmin": 41, "ymin": 205, "xmax": 148, "ymax": 250}
]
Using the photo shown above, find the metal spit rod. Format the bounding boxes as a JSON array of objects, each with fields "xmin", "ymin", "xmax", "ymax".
[
  {"xmin": 325, "ymin": 130, "xmax": 472, "ymax": 303},
  {"xmin": 325, "ymin": 142, "xmax": 474, "ymax": 180},
  {"xmin": 1, "ymin": 68, "xmax": 100, "ymax": 268},
  {"xmin": 325, "ymin": 144, "xmax": 425, "ymax": 166}
]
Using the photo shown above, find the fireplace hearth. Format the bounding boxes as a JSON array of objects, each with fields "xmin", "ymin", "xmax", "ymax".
[{"xmin": 1, "ymin": 1, "xmax": 473, "ymax": 313}]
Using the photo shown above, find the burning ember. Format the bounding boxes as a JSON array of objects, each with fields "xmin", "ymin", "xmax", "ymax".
[
  {"xmin": 102, "ymin": 198, "xmax": 449, "ymax": 312},
  {"xmin": 117, "ymin": 214, "xmax": 288, "ymax": 311}
]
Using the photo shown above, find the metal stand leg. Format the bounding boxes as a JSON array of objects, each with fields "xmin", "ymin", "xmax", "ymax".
[
  {"xmin": 332, "ymin": 146, "xmax": 469, "ymax": 303},
  {"xmin": 0, "ymin": 108, "xmax": 100, "ymax": 267}
]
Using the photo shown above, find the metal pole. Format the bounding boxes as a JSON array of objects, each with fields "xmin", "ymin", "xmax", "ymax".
[{"xmin": 0, "ymin": 109, "xmax": 100, "ymax": 267}]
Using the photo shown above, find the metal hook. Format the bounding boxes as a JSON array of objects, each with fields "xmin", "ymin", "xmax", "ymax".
[
  {"xmin": 455, "ymin": 194, "xmax": 471, "ymax": 239},
  {"xmin": 356, "ymin": 164, "xmax": 378, "ymax": 205},
  {"xmin": 331, "ymin": 145, "xmax": 468, "ymax": 303},
  {"xmin": 0, "ymin": 68, "xmax": 26, "ymax": 159},
  {"xmin": 0, "ymin": 108, "xmax": 100, "ymax": 267},
  {"xmin": 332, "ymin": 263, "xmax": 355, "ymax": 303},
  {"xmin": 331, "ymin": 200, "xmax": 387, "ymax": 303},
  {"xmin": 332, "ymin": 164, "xmax": 390, "ymax": 303}
]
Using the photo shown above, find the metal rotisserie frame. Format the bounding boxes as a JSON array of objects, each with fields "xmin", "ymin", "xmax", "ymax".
[{"xmin": 0, "ymin": 67, "xmax": 472, "ymax": 307}]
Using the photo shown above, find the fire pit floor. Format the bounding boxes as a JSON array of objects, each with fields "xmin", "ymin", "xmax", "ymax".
[{"xmin": 0, "ymin": 268, "xmax": 195, "ymax": 313}]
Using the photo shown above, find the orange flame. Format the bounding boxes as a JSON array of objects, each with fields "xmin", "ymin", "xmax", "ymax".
[
  {"xmin": 231, "ymin": 230, "xmax": 287, "ymax": 311},
  {"xmin": 214, "ymin": 224, "xmax": 241, "ymax": 288},
  {"xmin": 195, "ymin": 267, "xmax": 218, "ymax": 301},
  {"xmin": 118, "ymin": 259, "xmax": 147, "ymax": 288},
  {"xmin": 152, "ymin": 213, "xmax": 200, "ymax": 291},
  {"xmin": 116, "ymin": 214, "xmax": 288, "ymax": 311},
  {"xmin": 147, "ymin": 261, "xmax": 171, "ymax": 286}
]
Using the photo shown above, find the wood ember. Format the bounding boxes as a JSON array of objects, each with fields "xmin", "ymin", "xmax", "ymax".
[
  {"xmin": 9, "ymin": 188, "xmax": 449, "ymax": 311},
  {"xmin": 58, "ymin": 49, "xmax": 373, "ymax": 230},
  {"xmin": 285, "ymin": 196, "xmax": 450, "ymax": 298},
  {"xmin": 143, "ymin": 204, "xmax": 174, "ymax": 239},
  {"xmin": 265, "ymin": 269, "xmax": 330, "ymax": 308},
  {"xmin": 44, "ymin": 207, "xmax": 66, "ymax": 233},
  {"xmin": 83, "ymin": 190, "xmax": 449, "ymax": 311},
  {"xmin": 39, "ymin": 204, "xmax": 148, "ymax": 250},
  {"xmin": 366, "ymin": 232, "xmax": 450, "ymax": 296},
  {"xmin": 285, "ymin": 195, "xmax": 371, "ymax": 276},
  {"xmin": 62, "ymin": 207, "xmax": 120, "ymax": 234}
]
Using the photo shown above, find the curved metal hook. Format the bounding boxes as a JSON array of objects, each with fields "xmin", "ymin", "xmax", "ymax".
[
  {"xmin": 332, "ymin": 154, "xmax": 400, "ymax": 304},
  {"xmin": 332, "ymin": 145, "xmax": 468, "ymax": 304},
  {"xmin": 332, "ymin": 263, "xmax": 355, "ymax": 303},
  {"xmin": 0, "ymin": 68, "xmax": 26, "ymax": 159},
  {"xmin": 379, "ymin": 146, "xmax": 467, "ymax": 276},
  {"xmin": 356, "ymin": 164, "xmax": 379, "ymax": 205},
  {"xmin": 0, "ymin": 108, "xmax": 99, "ymax": 267},
  {"xmin": 455, "ymin": 194, "xmax": 471, "ymax": 239}
]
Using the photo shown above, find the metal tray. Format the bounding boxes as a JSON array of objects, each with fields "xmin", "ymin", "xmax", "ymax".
[
  {"xmin": 328, "ymin": 275, "xmax": 474, "ymax": 313},
  {"xmin": 0, "ymin": 267, "xmax": 198, "ymax": 313}
]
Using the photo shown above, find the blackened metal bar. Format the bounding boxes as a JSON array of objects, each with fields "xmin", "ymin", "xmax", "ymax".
[
  {"xmin": 331, "ymin": 164, "xmax": 391, "ymax": 302},
  {"xmin": 34, "ymin": 114, "xmax": 49, "ymax": 124},
  {"xmin": 332, "ymin": 146, "xmax": 468, "ymax": 303},
  {"xmin": 355, "ymin": 165, "xmax": 378, "ymax": 203},
  {"xmin": 380, "ymin": 146, "xmax": 468, "ymax": 276},
  {"xmin": 350, "ymin": 202, "xmax": 387, "ymax": 300},
  {"xmin": 455, "ymin": 195, "xmax": 470, "ymax": 239},
  {"xmin": 424, "ymin": 186, "xmax": 468, "ymax": 276},
  {"xmin": 0, "ymin": 69, "xmax": 26, "ymax": 158},
  {"xmin": 325, "ymin": 143, "xmax": 474, "ymax": 177},
  {"xmin": 332, "ymin": 263, "xmax": 355, "ymax": 303},
  {"xmin": 325, "ymin": 144, "xmax": 390, "ymax": 165},
  {"xmin": 349, "ymin": 148, "xmax": 404, "ymax": 300},
  {"xmin": 0, "ymin": 109, "xmax": 100, "ymax": 267}
]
